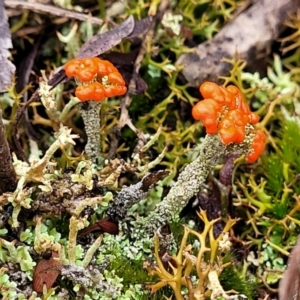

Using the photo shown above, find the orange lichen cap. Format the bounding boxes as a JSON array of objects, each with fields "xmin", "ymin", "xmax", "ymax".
[
  {"xmin": 218, "ymin": 126, "xmax": 239, "ymax": 145},
  {"xmin": 192, "ymin": 82, "xmax": 266, "ymax": 162},
  {"xmin": 192, "ymin": 98, "xmax": 223, "ymax": 134},
  {"xmin": 96, "ymin": 58, "xmax": 118, "ymax": 75},
  {"xmin": 64, "ymin": 57, "xmax": 127, "ymax": 102},
  {"xmin": 65, "ymin": 58, "xmax": 99, "ymax": 82},
  {"xmin": 246, "ymin": 130, "xmax": 266, "ymax": 163},
  {"xmin": 107, "ymin": 72, "xmax": 126, "ymax": 86},
  {"xmin": 75, "ymin": 82, "xmax": 106, "ymax": 102},
  {"xmin": 200, "ymin": 82, "xmax": 225, "ymax": 103},
  {"xmin": 192, "ymin": 99, "xmax": 221, "ymax": 121}
]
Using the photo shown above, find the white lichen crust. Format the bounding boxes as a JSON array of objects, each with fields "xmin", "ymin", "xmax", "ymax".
[{"xmin": 78, "ymin": 101, "xmax": 102, "ymax": 164}]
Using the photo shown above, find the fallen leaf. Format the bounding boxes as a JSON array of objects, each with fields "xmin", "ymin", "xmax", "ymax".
[
  {"xmin": 76, "ymin": 16, "xmax": 135, "ymax": 59},
  {"xmin": 79, "ymin": 217, "xmax": 119, "ymax": 236},
  {"xmin": 33, "ymin": 251, "xmax": 62, "ymax": 293},
  {"xmin": 0, "ymin": 0, "xmax": 15, "ymax": 92},
  {"xmin": 141, "ymin": 170, "xmax": 170, "ymax": 191}
]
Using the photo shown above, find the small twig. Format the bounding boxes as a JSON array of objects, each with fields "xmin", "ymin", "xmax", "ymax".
[
  {"xmin": 0, "ymin": 109, "xmax": 17, "ymax": 194},
  {"xmin": 16, "ymin": 35, "xmax": 41, "ymax": 141},
  {"xmin": 265, "ymin": 239, "xmax": 290, "ymax": 256},
  {"xmin": 4, "ymin": 0, "xmax": 103, "ymax": 25},
  {"xmin": 12, "ymin": 90, "xmax": 40, "ymax": 162},
  {"xmin": 107, "ymin": 171, "xmax": 168, "ymax": 222}
]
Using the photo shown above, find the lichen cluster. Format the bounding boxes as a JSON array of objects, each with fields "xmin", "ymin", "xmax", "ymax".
[{"xmin": 1, "ymin": 0, "xmax": 300, "ymax": 299}]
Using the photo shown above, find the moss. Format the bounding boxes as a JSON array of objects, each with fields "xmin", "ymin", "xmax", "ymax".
[{"xmin": 220, "ymin": 266, "xmax": 258, "ymax": 299}]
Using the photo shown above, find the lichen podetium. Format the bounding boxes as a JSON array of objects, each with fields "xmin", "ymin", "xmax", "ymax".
[
  {"xmin": 77, "ymin": 101, "xmax": 102, "ymax": 164},
  {"xmin": 132, "ymin": 134, "xmax": 226, "ymax": 240}
]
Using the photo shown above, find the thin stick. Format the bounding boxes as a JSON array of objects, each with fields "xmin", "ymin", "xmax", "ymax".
[
  {"xmin": 12, "ymin": 89, "xmax": 40, "ymax": 162},
  {"xmin": 0, "ymin": 110, "xmax": 17, "ymax": 193},
  {"xmin": 4, "ymin": 0, "xmax": 103, "ymax": 25}
]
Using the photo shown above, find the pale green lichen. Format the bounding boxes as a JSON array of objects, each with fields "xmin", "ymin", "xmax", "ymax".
[
  {"xmin": 38, "ymin": 79, "xmax": 60, "ymax": 122},
  {"xmin": 34, "ymin": 216, "xmax": 60, "ymax": 254},
  {"xmin": 0, "ymin": 239, "xmax": 36, "ymax": 275},
  {"xmin": 71, "ymin": 161, "xmax": 94, "ymax": 190},
  {"xmin": 10, "ymin": 126, "xmax": 78, "ymax": 227},
  {"xmin": 161, "ymin": 11, "xmax": 183, "ymax": 35},
  {"xmin": 0, "ymin": 270, "xmax": 18, "ymax": 300}
]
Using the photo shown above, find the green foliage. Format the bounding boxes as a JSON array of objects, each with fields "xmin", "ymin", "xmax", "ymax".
[
  {"xmin": 0, "ymin": 272, "xmax": 18, "ymax": 299},
  {"xmin": 280, "ymin": 120, "xmax": 300, "ymax": 170},
  {"xmin": 262, "ymin": 120, "xmax": 300, "ymax": 195},
  {"xmin": 0, "ymin": 239, "xmax": 36, "ymax": 275},
  {"xmin": 262, "ymin": 154, "xmax": 285, "ymax": 194},
  {"xmin": 110, "ymin": 257, "xmax": 151, "ymax": 284},
  {"xmin": 220, "ymin": 266, "xmax": 257, "ymax": 299},
  {"xmin": 258, "ymin": 242, "xmax": 286, "ymax": 285}
]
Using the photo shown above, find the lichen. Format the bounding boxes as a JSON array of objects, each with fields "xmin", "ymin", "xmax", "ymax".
[{"xmin": 2, "ymin": 1, "xmax": 300, "ymax": 299}]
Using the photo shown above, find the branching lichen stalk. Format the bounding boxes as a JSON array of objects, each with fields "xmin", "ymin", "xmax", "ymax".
[{"xmin": 133, "ymin": 134, "xmax": 226, "ymax": 238}]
